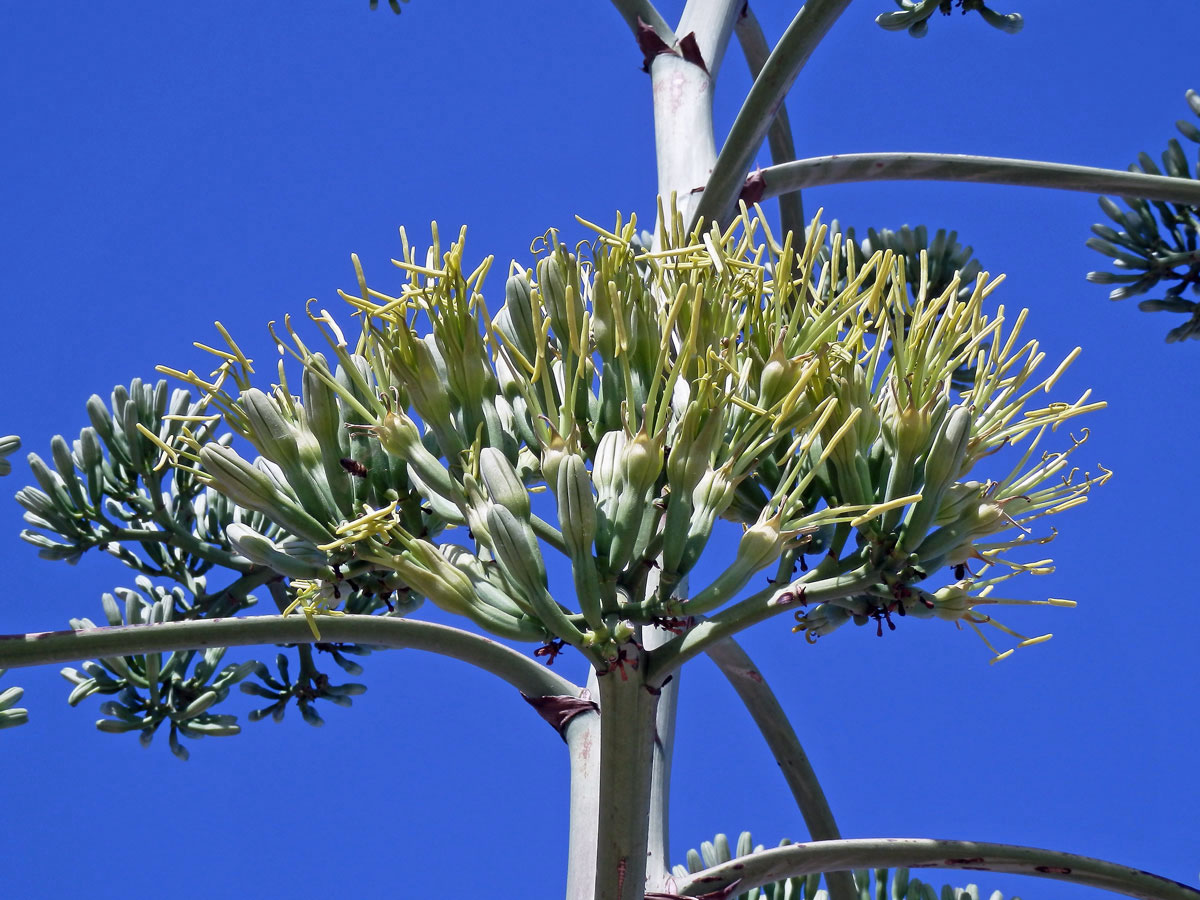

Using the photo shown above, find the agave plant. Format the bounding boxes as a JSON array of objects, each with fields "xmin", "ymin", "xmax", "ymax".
[{"xmin": 6, "ymin": 6, "xmax": 1200, "ymax": 900}]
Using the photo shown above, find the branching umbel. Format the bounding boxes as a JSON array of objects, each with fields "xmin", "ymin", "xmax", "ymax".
[{"xmin": 150, "ymin": 206, "xmax": 1107, "ymax": 673}]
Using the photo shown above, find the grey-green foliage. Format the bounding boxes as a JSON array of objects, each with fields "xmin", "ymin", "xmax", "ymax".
[
  {"xmin": 0, "ymin": 435, "xmax": 19, "ymax": 478},
  {"xmin": 0, "ymin": 670, "xmax": 28, "ymax": 730},
  {"xmin": 876, "ymin": 1, "xmax": 1022, "ymax": 38},
  {"xmin": 0, "ymin": 439, "xmax": 27, "ymax": 730},
  {"xmin": 239, "ymin": 647, "xmax": 369, "ymax": 728},
  {"xmin": 822, "ymin": 224, "xmax": 984, "ymax": 304},
  {"xmin": 673, "ymin": 832, "xmax": 1019, "ymax": 900},
  {"xmin": 820, "ymin": 223, "xmax": 986, "ymax": 389},
  {"xmin": 59, "ymin": 579, "xmax": 254, "ymax": 759},
  {"xmin": 1086, "ymin": 88, "xmax": 1200, "ymax": 342},
  {"xmin": 14, "ymin": 380, "xmax": 395, "ymax": 756}
]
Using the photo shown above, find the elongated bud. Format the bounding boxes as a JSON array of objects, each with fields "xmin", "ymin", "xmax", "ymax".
[
  {"xmin": 688, "ymin": 508, "xmax": 792, "ymax": 614},
  {"xmin": 621, "ymin": 419, "xmax": 664, "ymax": 497},
  {"xmin": 496, "ymin": 272, "xmax": 539, "ymax": 360},
  {"xmin": 478, "ymin": 447, "xmax": 531, "ymax": 520},
  {"xmin": 226, "ymin": 523, "xmax": 332, "ymax": 580},
  {"xmin": 758, "ymin": 340, "xmax": 804, "ymax": 410},
  {"xmin": 374, "ymin": 409, "xmax": 462, "ymax": 505},
  {"xmin": 898, "ymin": 404, "xmax": 973, "ymax": 552}
]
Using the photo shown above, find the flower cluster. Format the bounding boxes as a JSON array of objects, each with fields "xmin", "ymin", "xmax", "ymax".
[{"xmin": 160, "ymin": 206, "xmax": 1105, "ymax": 664}]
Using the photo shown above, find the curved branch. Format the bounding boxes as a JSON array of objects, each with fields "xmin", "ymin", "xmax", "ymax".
[
  {"xmin": 646, "ymin": 563, "xmax": 880, "ymax": 683},
  {"xmin": 759, "ymin": 152, "xmax": 1200, "ymax": 207},
  {"xmin": 608, "ymin": 0, "xmax": 675, "ymax": 47},
  {"xmin": 733, "ymin": 4, "xmax": 804, "ymax": 242},
  {"xmin": 705, "ymin": 636, "xmax": 855, "ymax": 900},
  {"xmin": 672, "ymin": 838, "xmax": 1200, "ymax": 900},
  {"xmin": 691, "ymin": 0, "xmax": 853, "ymax": 230},
  {"xmin": 0, "ymin": 614, "xmax": 577, "ymax": 699}
]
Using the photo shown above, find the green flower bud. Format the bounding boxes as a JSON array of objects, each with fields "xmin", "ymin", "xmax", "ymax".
[{"xmin": 478, "ymin": 446, "xmax": 531, "ymax": 520}]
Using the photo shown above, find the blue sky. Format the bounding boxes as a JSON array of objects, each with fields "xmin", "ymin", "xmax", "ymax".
[{"xmin": 1, "ymin": 3, "xmax": 1197, "ymax": 898}]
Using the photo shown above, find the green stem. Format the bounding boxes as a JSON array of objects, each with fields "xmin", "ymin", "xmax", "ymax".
[
  {"xmin": 671, "ymin": 838, "xmax": 1200, "ymax": 900},
  {"xmin": 646, "ymin": 563, "xmax": 879, "ymax": 681},
  {"xmin": 704, "ymin": 636, "xmax": 856, "ymax": 900},
  {"xmin": 565, "ymin": 668, "xmax": 604, "ymax": 899},
  {"xmin": 758, "ymin": 152, "xmax": 1200, "ymax": 207},
  {"xmin": 592, "ymin": 652, "xmax": 660, "ymax": 900},
  {"xmin": 691, "ymin": 0, "xmax": 853, "ymax": 230},
  {"xmin": 733, "ymin": 3, "xmax": 805, "ymax": 242},
  {"xmin": 0, "ymin": 614, "xmax": 576, "ymax": 699},
  {"xmin": 642, "ymin": 622, "xmax": 680, "ymax": 892},
  {"xmin": 108, "ymin": 524, "xmax": 250, "ymax": 573},
  {"xmin": 675, "ymin": 0, "xmax": 743, "ymax": 83},
  {"xmin": 608, "ymin": 0, "xmax": 675, "ymax": 45},
  {"xmin": 530, "ymin": 513, "xmax": 569, "ymax": 556}
]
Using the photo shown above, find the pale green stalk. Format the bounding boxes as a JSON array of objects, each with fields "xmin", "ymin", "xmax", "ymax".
[
  {"xmin": 675, "ymin": 0, "xmax": 743, "ymax": 83},
  {"xmin": 691, "ymin": 0, "xmax": 853, "ymax": 230},
  {"xmin": 758, "ymin": 152, "xmax": 1200, "ymax": 207},
  {"xmin": 733, "ymin": 4, "xmax": 805, "ymax": 242},
  {"xmin": 0, "ymin": 614, "xmax": 576, "ymax": 700},
  {"xmin": 705, "ymin": 636, "xmax": 856, "ymax": 900},
  {"xmin": 592, "ymin": 656, "xmax": 660, "ymax": 900},
  {"xmin": 647, "ymin": 562, "xmax": 882, "ymax": 681},
  {"xmin": 565, "ymin": 669, "xmax": 603, "ymax": 899},
  {"xmin": 642, "ymin": 622, "xmax": 681, "ymax": 892},
  {"xmin": 608, "ymin": 0, "xmax": 674, "ymax": 44},
  {"xmin": 672, "ymin": 838, "xmax": 1200, "ymax": 900}
]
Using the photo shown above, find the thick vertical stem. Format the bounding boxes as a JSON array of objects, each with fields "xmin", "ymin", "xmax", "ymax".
[
  {"xmin": 565, "ymin": 674, "xmax": 603, "ymax": 899},
  {"xmin": 650, "ymin": 53, "xmax": 719, "ymax": 229},
  {"xmin": 643, "ymin": 624, "xmax": 681, "ymax": 892},
  {"xmin": 592, "ymin": 653, "xmax": 661, "ymax": 900}
]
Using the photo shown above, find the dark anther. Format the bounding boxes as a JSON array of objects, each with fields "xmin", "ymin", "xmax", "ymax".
[
  {"xmin": 339, "ymin": 457, "xmax": 368, "ymax": 478},
  {"xmin": 534, "ymin": 639, "xmax": 567, "ymax": 666},
  {"xmin": 870, "ymin": 605, "xmax": 898, "ymax": 637},
  {"xmin": 380, "ymin": 589, "xmax": 395, "ymax": 612},
  {"xmin": 797, "ymin": 556, "xmax": 807, "ymax": 573},
  {"xmin": 954, "ymin": 563, "xmax": 967, "ymax": 580}
]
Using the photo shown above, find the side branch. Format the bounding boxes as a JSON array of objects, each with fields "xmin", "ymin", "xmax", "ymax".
[
  {"xmin": 608, "ymin": 0, "xmax": 675, "ymax": 46},
  {"xmin": 691, "ymin": 0, "xmax": 853, "ymax": 230},
  {"xmin": 759, "ymin": 152, "xmax": 1200, "ymax": 206},
  {"xmin": 0, "ymin": 614, "xmax": 577, "ymax": 699},
  {"xmin": 672, "ymin": 838, "xmax": 1200, "ymax": 900},
  {"xmin": 646, "ymin": 564, "xmax": 880, "ymax": 683},
  {"xmin": 733, "ymin": 4, "xmax": 804, "ymax": 241},
  {"xmin": 705, "ymin": 637, "xmax": 855, "ymax": 900}
]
